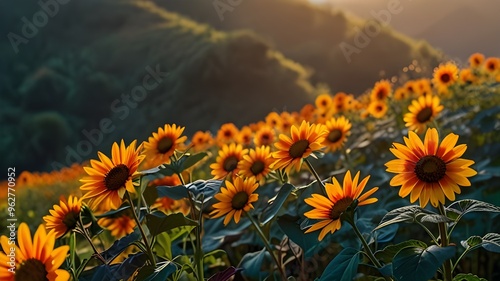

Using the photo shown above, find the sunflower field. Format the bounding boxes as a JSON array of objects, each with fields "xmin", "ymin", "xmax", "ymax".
[{"xmin": 1, "ymin": 53, "xmax": 500, "ymax": 281}]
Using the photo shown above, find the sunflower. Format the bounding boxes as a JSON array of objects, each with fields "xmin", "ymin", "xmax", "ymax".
[
  {"xmin": 216, "ymin": 123, "xmax": 239, "ymax": 146},
  {"xmin": 393, "ymin": 87, "xmax": 410, "ymax": 101},
  {"xmin": 253, "ymin": 126, "xmax": 276, "ymax": 147},
  {"xmin": 210, "ymin": 177, "xmax": 259, "ymax": 225},
  {"xmin": 237, "ymin": 126, "xmax": 253, "ymax": 147},
  {"xmin": 279, "ymin": 111, "xmax": 297, "ymax": 133},
  {"xmin": 238, "ymin": 146, "xmax": 274, "ymax": 184},
  {"xmin": 210, "ymin": 143, "xmax": 248, "ymax": 179},
  {"xmin": 315, "ymin": 93, "xmax": 333, "ymax": 110},
  {"xmin": 300, "ymin": 104, "xmax": 316, "ymax": 122},
  {"xmin": 404, "ymin": 80, "xmax": 416, "ymax": 95},
  {"xmin": 151, "ymin": 196, "xmax": 190, "ymax": 215},
  {"xmin": 370, "ymin": 80, "xmax": 392, "ymax": 101},
  {"xmin": 144, "ymin": 124, "xmax": 187, "ymax": 167},
  {"xmin": 367, "ymin": 100, "xmax": 388, "ymax": 118},
  {"xmin": 190, "ymin": 131, "xmax": 214, "ymax": 152},
  {"xmin": 415, "ymin": 79, "xmax": 432, "ymax": 97},
  {"xmin": 459, "ymin": 68, "xmax": 478, "ymax": 85},
  {"xmin": 272, "ymin": 121, "xmax": 328, "ymax": 174},
  {"xmin": 403, "ymin": 95, "xmax": 443, "ymax": 133},
  {"xmin": 323, "ymin": 116, "xmax": 352, "ymax": 152},
  {"xmin": 80, "ymin": 140, "xmax": 144, "ymax": 212},
  {"xmin": 468, "ymin": 53, "xmax": 484, "ymax": 68},
  {"xmin": 432, "ymin": 63, "xmax": 458, "ymax": 88},
  {"xmin": 332, "ymin": 92, "xmax": 348, "ymax": 113},
  {"xmin": 484, "ymin": 57, "xmax": 500, "ymax": 75},
  {"xmin": 304, "ymin": 171, "xmax": 378, "ymax": 241},
  {"xmin": 265, "ymin": 112, "xmax": 282, "ymax": 131},
  {"xmin": 43, "ymin": 195, "xmax": 82, "ymax": 238},
  {"xmin": 385, "ymin": 128, "xmax": 477, "ymax": 208},
  {"xmin": 0, "ymin": 223, "xmax": 70, "ymax": 280},
  {"xmin": 98, "ymin": 214, "xmax": 136, "ymax": 238}
]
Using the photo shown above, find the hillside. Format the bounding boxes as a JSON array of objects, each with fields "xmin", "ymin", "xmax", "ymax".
[
  {"xmin": 154, "ymin": 0, "xmax": 445, "ymax": 93},
  {"xmin": 0, "ymin": 0, "xmax": 316, "ymax": 172}
]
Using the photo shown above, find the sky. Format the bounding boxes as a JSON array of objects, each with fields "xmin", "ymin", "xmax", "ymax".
[{"xmin": 308, "ymin": 0, "xmax": 500, "ymax": 63}]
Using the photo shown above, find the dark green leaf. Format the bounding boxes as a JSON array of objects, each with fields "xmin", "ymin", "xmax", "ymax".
[
  {"xmin": 156, "ymin": 185, "xmax": 190, "ymax": 200},
  {"xmin": 452, "ymin": 273, "xmax": 488, "ymax": 281},
  {"xmin": 95, "ymin": 205, "xmax": 131, "ymax": 218},
  {"xmin": 481, "ymin": 233, "xmax": 500, "ymax": 253},
  {"xmin": 208, "ymin": 266, "xmax": 243, "ymax": 281},
  {"xmin": 375, "ymin": 240, "xmax": 428, "ymax": 264},
  {"xmin": 146, "ymin": 212, "xmax": 198, "ymax": 236},
  {"xmin": 374, "ymin": 206, "xmax": 436, "ymax": 231},
  {"xmin": 261, "ymin": 183, "xmax": 294, "ymax": 225},
  {"xmin": 446, "ymin": 199, "xmax": 500, "ymax": 223},
  {"xmin": 420, "ymin": 213, "xmax": 453, "ymax": 224},
  {"xmin": 136, "ymin": 261, "xmax": 176, "ymax": 281},
  {"xmin": 100, "ymin": 230, "xmax": 141, "ymax": 262},
  {"xmin": 238, "ymin": 248, "xmax": 271, "ymax": 281},
  {"xmin": 181, "ymin": 152, "xmax": 208, "ymax": 171},
  {"xmin": 277, "ymin": 215, "xmax": 321, "ymax": 258},
  {"xmin": 319, "ymin": 248, "xmax": 360, "ymax": 281},
  {"xmin": 461, "ymin": 236, "xmax": 483, "ymax": 249},
  {"xmin": 393, "ymin": 245, "xmax": 456, "ymax": 281}
]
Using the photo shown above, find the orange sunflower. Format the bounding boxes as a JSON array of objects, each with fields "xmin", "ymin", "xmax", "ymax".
[
  {"xmin": 144, "ymin": 124, "xmax": 187, "ymax": 167},
  {"xmin": 468, "ymin": 53, "xmax": 484, "ymax": 68},
  {"xmin": 238, "ymin": 146, "xmax": 274, "ymax": 185},
  {"xmin": 323, "ymin": 116, "xmax": 352, "ymax": 152},
  {"xmin": 393, "ymin": 87, "xmax": 410, "ymax": 101},
  {"xmin": 80, "ymin": 140, "xmax": 144, "ymax": 212},
  {"xmin": 210, "ymin": 143, "xmax": 248, "ymax": 179},
  {"xmin": 210, "ymin": 177, "xmax": 259, "ymax": 225},
  {"xmin": 98, "ymin": 214, "xmax": 136, "ymax": 238},
  {"xmin": 237, "ymin": 126, "xmax": 253, "ymax": 147},
  {"xmin": 304, "ymin": 171, "xmax": 378, "ymax": 241},
  {"xmin": 0, "ymin": 223, "xmax": 70, "ymax": 280},
  {"xmin": 367, "ymin": 100, "xmax": 388, "ymax": 118},
  {"xmin": 216, "ymin": 123, "xmax": 239, "ymax": 146},
  {"xmin": 315, "ymin": 93, "xmax": 333, "ymax": 110},
  {"xmin": 432, "ymin": 63, "xmax": 458, "ymax": 88},
  {"xmin": 370, "ymin": 80, "xmax": 392, "ymax": 101},
  {"xmin": 43, "ymin": 195, "xmax": 82, "ymax": 238},
  {"xmin": 403, "ymin": 95, "xmax": 443, "ymax": 133},
  {"xmin": 190, "ymin": 131, "xmax": 214, "ymax": 152},
  {"xmin": 272, "ymin": 121, "xmax": 328, "ymax": 174},
  {"xmin": 254, "ymin": 126, "xmax": 276, "ymax": 147},
  {"xmin": 300, "ymin": 104, "xmax": 316, "ymax": 122},
  {"xmin": 385, "ymin": 128, "xmax": 477, "ymax": 208},
  {"xmin": 265, "ymin": 112, "xmax": 282, "ymax": 131},
  {"xmin": 484, "ymin": 57, "xmax": 500, "ymax": 76}
]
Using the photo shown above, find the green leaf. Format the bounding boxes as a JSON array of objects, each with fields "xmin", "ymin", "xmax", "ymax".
[
  {"xmin": 156, "ymin": 185, "xmax": 190, "ymax": 200},
  {"xmin": 181, "ymin": 152, "xmax": 208, "ymax": 171},
  {"xmin": 94, "ymin": 205, "xmax": 131, "ymax": 218},
  {"xmin": 461, "ymin": 236, "xmax": 483, "ymax": 249},
  {"xmin": 446, "ymin": 199, "xmax": 500, "ymax": 223},
  {"xmin": 462, "ymin": 233, "xmax": 500, "ymax": 253},
  {"xmin": 146, "ymin": 212, "xmax": 198, "ymax": 236},
  {"xmin": 374, "ymin": 206, "xmax": 437, "ymax": 231},
  {"xmin": 238, "ymin": 248, "xmax": 270, "ymax": 281},
  {"xmin": 375, "ymin": 240, "xmax": 428, "ymax": 264},
  {"xmin": 136, "ymin": 261, "xmax": 176, "ymax": 281},
  {"xmin": 393, "ymin": 245, "xmax": 456, "ymax": 281},
  {"xmin": 261, "ymin": 183, "xmax": 294, "ymax": 225},
  {"xmin": 319, "ymin": 248, "xmax": 360, "ymax": 281},
  {"xmin": 100, "ymin": 230, "xmax": 141, "ymax": 262},
  {"xmin": 452, "ymin": 273, "xmax": 488, "ymax": 281},
  {"xmin": 154, "ymin": 232, "xmax": 172, "ymax": 260},
  {"xmin": 419, "ymin": 213, "xmax": 453, "ymax": 224},
  {"xmin": 277, "ymin": 215, "xmax": 321, "ymax": 258}
]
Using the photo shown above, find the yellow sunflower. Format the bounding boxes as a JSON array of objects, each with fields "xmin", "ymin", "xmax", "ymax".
[
  {"xmin": 304, "ymin": 171, "xmax": 378, "ymax": 241},
  {"xmin": 279, "ymin": 111, "xmax": 297, "ymax": 133},
  {"xmin": 404, "ymin": 81, "xmax": 416, "ymax": 95},
  {"xmin": 332, "ymin": 92, "xmax": 348, "ymax": 113},
  {"xmin": 98, "ymin": 215, "xmax": 136, "ymax": 238},
  {"xmin": 265, "ymin": 112, "xmax": 282, "ymax": 131},
  {"xmin": 432, "ymin": 63, "xmax": 458, "ymax": 88},
  {"xmin": 210, "ymin": 177, "xmax": 259, "ymax": 225},
  {"xmin": 238, "ymin": 146, "xmax": 274, "ymax": 185},
  {"xmin": 370, "ymin": 80, "xmax": 392, "ymax": 101},
  {"xmin": 415, "ymin": 79, "xmax": 432, "ymax": 97},
  {"xmin": 367, "ymin": 100, "xmax": 388, "ymax": 119},
  {"xmin": 468, "ymin": 53, "xmax": 484, "ymax": 68},
  {"xmin": 237, "ymin": 126, "xmax": 253, "ymax": 147},
  {"xmin": 144, "ymin": 124, "xmax": 187, "ymax": 167},
  {"xmin": 216, "ymin": 123, "xmax": 239, "ymax": 146},
  {"xmin": 403, "ymin": 95, "xmax": 443, "ymax": 133},
  {"xmin": 300, "ymin": 104, "xmax": 316, "ymax": 122},
  {"xmin": 210, "ymin": 143, "xmax": 248, "ymax": 179},
  {"xmin": 272, "ymin": 121, "xmax": 328, "ymax": 174},
  {"xmin": 386, "ymin": 128, "xmax": 477, "ymax": 208},
  {"xmin": 80, "ymin": 140, "xmax": 144, "ymax": 212},
  {"xmin": 315, "ymin": 93, "xmax": 333, "ymax": 110},
  {"xmin": 43, "ymin": 195, "xmax": 82, "ymax": 238},
  {"xmin": 393, "ymin": 87, "xmax": 409, "ymax": 101},
  {"xmin": 484, "ymin": 57, "xmax": 500, "ymax": 76},
  {"xmin": 323, "ymin": 116, "xmax": 352, "ymax": 152},
  {"xmin": 254, "ymin": 126, "xmax": 276, "ymax": 147},
  {"xmin": 190, "ymin": 130, "xmax": 214, "ymax": 152},
  {"xmin": 459, "ymin": 68, "xmax": 478, "ymax": 85},
  {"xmin": 0, "ymin": 223, "xmax": 70, "ymax": 281}
]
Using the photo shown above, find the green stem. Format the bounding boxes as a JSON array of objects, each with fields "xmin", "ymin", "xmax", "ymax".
[
  {"xmin": 125, "ymin": 191, "xmax": 156, "ymax": 266},
  {"xmin": 246, "ymin": 213, "xmax": 287, "ymax": 281},
  {"xmin": 416, "ymin": 221, "xmax": 439, "ymax": 244},
  {"xmin": 304, "ymin": 158, "xmax": 325, "ymax": 189},
  {"xmin": 347, "ymin": 219, "xmax": 383, "ymax": 268},
  {"xmin": 452, "ymin": 248, "xmax": 469, "ymax": 272},
  {"xmin": 438, "ymin": 203, "xmax": 452, "ymax": 281}
]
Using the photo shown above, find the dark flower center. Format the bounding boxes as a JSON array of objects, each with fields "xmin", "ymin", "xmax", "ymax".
[
  {"xmin": 250, "ymin": 160, "xmax": 265, "ymax": 175},
  {"xmin": 376, "ymin": 90, "xmax": 386, "ymax": 100},
  {"xmin": 330, "ymin": 197, "xmax": 353, "ymax": 220},
  {"xmin": 104, "ymin": 164, "xmax": 130, "ymax": 190},
  {"xmin": 16, "ymin": 258, "xmax": 48, "ymax": 281},
  {"xmin": 157, "ymin": 137, "xmax": 174, "ymax": 154},
  {"xmin": 224, "ymin": 130, "xmax": 232, "ymax": 137},
  {"xmin": 327, "ymin": 129, "xmax": 343, "ymax": 143},
  {"xmin": 223, "ymin": 156, "xmax": 239, "ymax": 172},
  {"xmin": 416, "ymin": 107, "xmax": 433, "ymax": 123},
  {"xmin": 289, "ymin": 139, "xmax": 309, "ymax": 158},
  {"xmin": 376, "ymin": 105, "xmax": 383, "ymax": 112},
  {"xmin": 440, "ymin": 73, "xmax": 451, "ymax": 83},
  {"xmin": 414, "ymin": 155, "xmax": 447, "ymax": 183},
  {"xmin": 62, "ymin": 211, "xmax": 80, "ymax": 231},
  {"xmin": 231, "ymin": 191, "xmax": 249, "ymax": 210}
]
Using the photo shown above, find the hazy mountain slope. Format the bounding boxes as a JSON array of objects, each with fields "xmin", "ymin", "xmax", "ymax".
[
  {"xmin": 154, "ymin": 0, "xmax": 445, "ymax": 93},
  {"xmin": 0, "ymin": 0, "xmax": 315, "ymax": 172}
]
